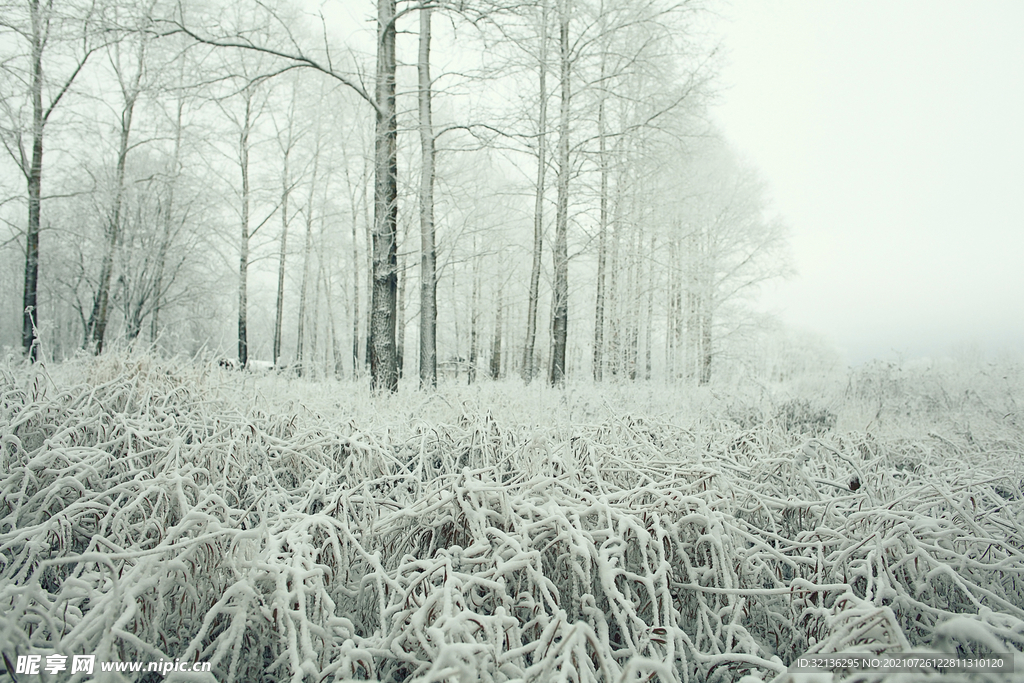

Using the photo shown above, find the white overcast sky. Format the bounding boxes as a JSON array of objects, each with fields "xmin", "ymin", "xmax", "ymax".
[{"xmin": 709, "ymin": 0, "xmax": 1024, "ymax": 364}]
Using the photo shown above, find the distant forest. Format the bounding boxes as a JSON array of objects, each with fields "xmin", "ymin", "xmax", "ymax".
[{"xmin": 0, "ymin": 0, "xmax": 819, "ymax": 389}]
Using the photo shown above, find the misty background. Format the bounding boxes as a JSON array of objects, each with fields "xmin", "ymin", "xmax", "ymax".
[{"xmin": 2, "ymin": 0, "xmax": 1021, "ymax": 384}]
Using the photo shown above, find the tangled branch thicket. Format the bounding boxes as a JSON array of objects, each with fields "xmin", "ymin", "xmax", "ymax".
[{"xmin": 2, "ymin": 354, "xmax": 1024, "ymax": 682}]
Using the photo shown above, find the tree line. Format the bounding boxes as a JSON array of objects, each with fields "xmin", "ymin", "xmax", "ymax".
[{"xmin": 0, "ymin": 0, "xmax": 794, "ymax": 389}]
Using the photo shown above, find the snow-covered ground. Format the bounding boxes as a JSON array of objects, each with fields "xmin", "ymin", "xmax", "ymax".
[{"xmin": 2, "ymin": 353, "xmax": 1023, "ymax": 682}]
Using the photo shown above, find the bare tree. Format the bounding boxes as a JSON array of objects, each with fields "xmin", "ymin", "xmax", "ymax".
[
  {"xmin": 665, "ymin": 134, "xmax": 791, "ymax": 383},
  {"xmin": 271, "ymin": 84, "xmax": 300, "ymax": 366},
  {"xmin": 215, "ymin": 79, "xmax": 272, "ymax": 368},
  {"xmin": 0, "ymin": 0, "xmax": 99, "ymax": 359},
  {"xmin": 164, "ymin": 0, "xmax": 400, "ymax": 390},
  {"xmin": 87, "ymin": 23, "xmax": 148, "ymax": 353},
  {"xmin": 148, "ymin": 51, "xmax": 189, "ymax": 344}
]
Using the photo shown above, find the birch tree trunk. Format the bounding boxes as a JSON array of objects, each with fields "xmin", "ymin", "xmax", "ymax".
[
  {"xmin": 397, "ymin": 250, "xmax": 406, "ymax": 377},
  {"xmin": 521, "ymin": 0, "xmax": 548, "ymax": 383},
  {"xmin": 592, "ymin": 50, "xmax": 608, "ymax": 382},
  {"xmin": 548, "ymin": 0, "xmax": 570, "ymax": 386},
  {"xmin": 645, "ymin": 235, "xmax": 655, "ymax": 380},
  {"xmin": 296, "ymin": 141, "xmax": 320, "ymax": 375},
  {"xmin": 311, "ymin": 246, "xmax": 322, "ymax": 372},
  {"xmin": 341, "ymin": 155, "xmax": 361, "ymax": 375},
  {"xmin": 418, "ymin": 6, "xmax": 438, "ymax": 388},
  {"xmin": 625, "ymin": 225, "xmax": 638, "ymax": 379},
  {"xmin": 370, "ymin": 0, "xmax": 400, "ymax": 392},
  {"xmin": 273, "ymin": 146, "xmax": 290, "ymax": 365},
  {"xmin": 351, "ymin": 202, "xmax": 361, "ymax": 375},
  {"xmin": 608, "ymin": 245, "xmax": 620, "ymax": 380},
  {"xmin": 365, "ymin": 193, "xmax": 372, "ymax": 371},
  {"xmin": 236, "ymin": 89, "xmax": 254, "ymax": 367}
]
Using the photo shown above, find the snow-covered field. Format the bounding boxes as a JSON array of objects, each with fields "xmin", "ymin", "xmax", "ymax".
[{"xmin": 2, "ymin": 354, "xmax": 1023, "ymax": 682}]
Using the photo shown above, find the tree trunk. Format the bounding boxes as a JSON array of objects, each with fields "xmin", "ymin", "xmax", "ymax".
[
  {"xmin": 22, "ymin": 3, "xmax": 44, "ymax": 359},
  {"xmin": 150, "ymin": 80, "xmax": 185, "ymax": 345},
  {"xmin": 666, "ymin": 231, "xmax": 681, "ymax": 379},
  {"xmin": 626, "ymin": 225, "xmax": 638, "ymax": 379},
  {"xmin": 685, "ymin": 227, "xmax": 699, "ymax": 382},
  {"xmin": 592, "ymin": 50, "xmax": 608, "ymax": 382},
  {"xmin": 522, "ymin": 0, "xmax": 548, "ymax": 383},
  {"xmin": 491, "ymin": 288, "xmax": 503, "ymax": 381},
  {"xmin": 365, "ymin": 190, "xmax": 372, "ymax": 371},
  {"xmin": 370, "ymin": 0, "xmax": 400, "ymax": 392},
  {"xmin": 418, "ymin": 6, "xmax": 438, "ymax": 389},
  {"xmin": 88, "ymin": 42, "xmax": 143, "ymax": 354},
  {"xmin": 22, "ymin": 0, "xmax": 93, "ymax": 359},
  {"xmin": 237, "ymin": 92, "xmax": 252, "ymax": 367},
  {"xmin": 548, "ymin": 0, "xmax": 570, "ymax": 386},
  {"xmin": 311, "ymin": 248, "xmax": 322, "ymax": 373},
  {"xmin": 469, "ymin": 245, "xmax": 480, "ymax": 384},
  {"xmin": 645, "ymin": 234, "xmax": 655, "ymax": 380},
  {"xmin": 607, "ymin": 213, "xmax": 620, "ymax": 377},
  {"xmin": 397, "ymin": 250, "xmax": 406, "ymax": 377},
  {"xmin": 321, "ymin": 258, "xmax": 343, "ymax": 378},
  {"xmin": 273, "ymin": 148, "xmax": 290, "ymax": 365},
  {"xmin": 296, "ymin": 146, "xmax": 320, "ymax": 375},
  {"xmin": 341, "ymin": 155, "xmax": 362, "ymax": 375},
  {"xmin": 700, "ymin": 306, "xmax": 713, "ymax": 385},
  {"xmin": 351, "ymin": 200, "xmax": 361, "ymax": 375},
  {"xmin": 296, "ymin": 195, "xmax": 314, "ymax": 374}
]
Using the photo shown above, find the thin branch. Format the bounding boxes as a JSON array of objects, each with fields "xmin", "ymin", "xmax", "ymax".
[{"xmin": 155, "ymin": 20, "xmax": 381, "ymax": 116}]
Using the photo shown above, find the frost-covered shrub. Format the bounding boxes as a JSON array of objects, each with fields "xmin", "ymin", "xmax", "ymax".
[
  {"xmin": 775, "ymin": 399, "xmax": 837, "ymax": 435},
  {"xmin": 1, "ymin": 352, "xmax": 1023, "ymax": 683}
]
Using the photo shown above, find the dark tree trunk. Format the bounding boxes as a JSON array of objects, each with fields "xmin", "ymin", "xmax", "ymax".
[
  {"xmin": 370, "ymin": 0, "xmax": 400, "ymax": 392},
  {"xmin": 22, "ymin": 0, "xmax": 93, "ymax": 359},
  {"xmin": 23, "ymin": 70, "xmax": 42, "ymax": 359},
  {"xmin": 549, "ymin": 0, "xmax": 570, "ymax": 386}
]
